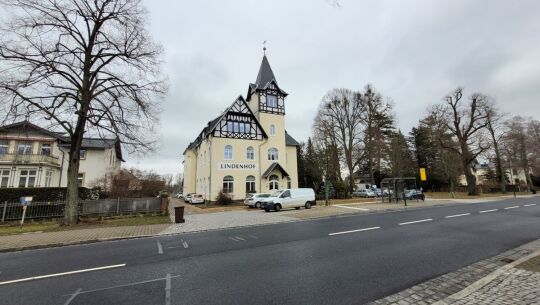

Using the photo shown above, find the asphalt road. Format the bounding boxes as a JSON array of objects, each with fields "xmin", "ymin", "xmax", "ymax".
[{"xmin": 0, "ymin": 197, "xmax": 539, "ymax": 305}]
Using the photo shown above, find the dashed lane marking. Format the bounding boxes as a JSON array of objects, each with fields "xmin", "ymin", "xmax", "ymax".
[
  {"xmin": 479, "ymin": 209, "xmax": 498, "ymax": 213},
  {"xmin": 156, "ymin": 240, "xmax": 163, "ymax": 254},
  {"xmin": 445, "ymin": 213, "xmax": 471, "ymax": 218},
  {"xmin": 61, "ymin": 274, "xmax": 181, "ymax": 296},
  {"xmin": 504, "ymin": 206, "xmax": 520, "ymax": 210},
  {"xmin": 334, "ymin": 205, "xmax": 370, "ymax": 211},
  {"xmin": 0, "ymin": 263, "xmax": 126, "ymax": 286},
  {"xmin": 329, "ymin": 227, "xmax": 381, "ymax": 236},
  {"xmin": 399, "ymin": 219, "xmax": 433, "ymax": 226},
  {"xmin": 523, "ymin": 203, "xmax": 536, "ymax": 207},
  {"xmin": 165, "ymin": 273, "xmax": 171, "ymax": 305}
]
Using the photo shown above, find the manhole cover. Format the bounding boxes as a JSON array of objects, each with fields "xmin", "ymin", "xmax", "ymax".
[{"xmin": 501, "ymin": 258, "xmax": 515, "ymax": 264}]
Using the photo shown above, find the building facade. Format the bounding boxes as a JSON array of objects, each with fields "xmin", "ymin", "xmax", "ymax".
[
  {"xmin": 183, "ymin": 54, "xmax": 300, "ymax": 201},
  {"xmin": 0, "ymin": 121, "xmax": 123, "ymax": 189}
]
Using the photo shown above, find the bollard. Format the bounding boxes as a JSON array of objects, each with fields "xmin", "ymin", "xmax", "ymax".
[{"xmin": 1, "ymin": 201, "xmax": 7, "ymax": 223}]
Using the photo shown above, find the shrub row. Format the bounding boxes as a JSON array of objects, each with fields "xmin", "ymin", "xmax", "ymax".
[{"xmin": 0, "ymin": 187, "xmax": 101, "ymax": 202}]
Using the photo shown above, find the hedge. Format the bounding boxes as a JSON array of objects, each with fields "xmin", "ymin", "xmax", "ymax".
[{"xmin": 0, "ymin": 187, "xmax": 100, "ymax": 202}]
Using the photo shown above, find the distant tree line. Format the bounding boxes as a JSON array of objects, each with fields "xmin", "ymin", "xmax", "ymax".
[{"xmin": 297, "ymin": 85, "xmax": 540, "ymax": 197}]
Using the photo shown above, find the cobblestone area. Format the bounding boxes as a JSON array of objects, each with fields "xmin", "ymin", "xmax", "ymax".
[{"xmin": 369, "ymin": 239, "xmax": 540, "ymax": 305}]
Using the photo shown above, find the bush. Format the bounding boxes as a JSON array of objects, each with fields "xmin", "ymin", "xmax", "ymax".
[
  {"xmin": 215, "ymin": 190, "xmax": 233, "ymax": 205},
  {"xmin": 0, "ymin": 187, "xmax": 99, "ymax": 202}
]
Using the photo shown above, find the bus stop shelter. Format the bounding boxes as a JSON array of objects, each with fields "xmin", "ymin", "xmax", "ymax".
[{"xmin": 380, "ymin": 177, "xmax": 418, "ymax": 203}]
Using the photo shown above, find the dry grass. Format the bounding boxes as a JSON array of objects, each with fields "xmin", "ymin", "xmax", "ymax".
[
  {"xmin": 425, "ymin": 191, "xmax": 530, "ymax": 199},
  {"xmin": 0, "ymin": 215, "xmax": 171, "ymax": 236}
]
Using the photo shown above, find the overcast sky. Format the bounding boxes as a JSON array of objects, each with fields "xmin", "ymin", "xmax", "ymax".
[{"xmin": 128, "ymin": 0, "xmax": 540, "ymax": 176}]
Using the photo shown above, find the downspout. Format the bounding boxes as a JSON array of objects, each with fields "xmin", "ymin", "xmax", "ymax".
[{"xmin": 59, "ymin": 146, "xmax": 66, "ymax": 187}]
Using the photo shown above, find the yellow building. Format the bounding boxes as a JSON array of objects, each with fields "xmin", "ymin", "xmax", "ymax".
[{"xmin": 182, "ymin": 54, "xmax": 300, "ymax": 201}]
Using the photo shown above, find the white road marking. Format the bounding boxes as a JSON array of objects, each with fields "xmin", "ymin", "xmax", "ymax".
[
  {"xmin": 445, "ymin": 213, "xmax": 471, "ymax": 218},
  {"xmin": 504, "ymin": 206, "xmax": 520, "ymax": 210},
  {"xmin": 228, "ymin": 237, "xmax": 239, "ymax": 242},
  {"xmin": 165, "ymin": 273, "xmax": 171, "ymax": 305},
  {"xmin": 0, "ymin": 263, "xmax": 126, "ymax": 286},
  {"xmin": 182, "ymin": 240, "xmax": 189, "ymax": 249},
  {"xmin": 399, "ymin": 219, "xmax": 433, "ymax": 226},
  {"xmin": 62, "ymin": 274, "xmax": 182, "ymax": 296},
  {"xmin": 334, "ymin": 205, "xmax": 370, "ymax": 211},
  {"xmin": 63, "ymin": 288, "xmax": 82, "ymax": 305},
  {"xmin": 479, "ymin": 209, "xmax": 498, "ymax": 213},
  {"xmin": 523, "ymin": 203, "xmax": 536, "ymax": 207},
  {"xmin": 157, "ymin": 240, "xmax": 163, "ymax": 254},
  {"xmin": 328, "ymin": 226, "xmax": 381, "ymax": 236}
]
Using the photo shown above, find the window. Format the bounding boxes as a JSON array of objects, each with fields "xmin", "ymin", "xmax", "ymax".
[
  {"xmin": 80, "ymin": 149, "xmax": 87, "ymax": 160},
  {"xmin": 246, "ymin": 146, "xmax": 255, "ymax": 160},
  {"xmin": 224, "ymin": 145, "xmax": 233, "ymax": 160},
  {"xmin": 270, "ymin": 125, "xmax": 276, "ymax": 136},
  {"xmin": 268, "ymin": 148, "xmax": 278, "ymax": 161},
  {"xmin": 0, "ymin": 140, "xmax": 8, "ymax": 155},
  {"xmin": 280, "ymin": 190, "xmax": 291, "ymax": 198},
  {"xmin": 17, "ymin": 142, "xmax": 33, "ymax": 155},
  {"xmin": 223, "ymin": 175, "xmax": 234, "ymax": 193},
  {"xmin": 267, "ymin": 95, "xmax": 277, "ymax": 108},
  {"xmin": 78, "ymin": 173, "xmax": 85, "ymax": 187},
  {"xmin": 40, "ymin": 143, "xmax": 51, "ymax": 156},
  {"xmin": 246, "ymin": 175, "xmax": 256, "ymax": 193},
  {"xmin": 0, "ymin": 169, "xmax": 10, "ymax": 188},
  {"xmin": 227, "ymin": 121, "xmax": 233, "ymax": 132},
  {"xmin": 287, "ymin": 177, "xmax": 292, "ymax": 189},
  {"xmin": 18, "ymin": 170, "xmax": 37, "ymax": 188},
  {"xmin": 269, "ymin": 175, "xmax": 279, "ymax": 190},
  {"xmin": 44, "ymin": 170, "xmax": 53, "ymax": 187}
]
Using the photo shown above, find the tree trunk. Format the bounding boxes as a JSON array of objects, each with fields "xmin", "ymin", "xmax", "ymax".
[
  {"xmin": 493, "ymin": 143, "xmax": 506, "ymax": 193},
  {"xmin": 64, "ymin": 153, "xmax": 80, "ymax": 225},
  {"xmin": 463, "ymin": 162, "xmax": 478, "ymax": 195}
]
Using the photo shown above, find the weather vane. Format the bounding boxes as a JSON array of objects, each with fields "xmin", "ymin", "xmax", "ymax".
[{"xmin": 263, "ymin": 40, "xmax": 267, "ymax": 55}]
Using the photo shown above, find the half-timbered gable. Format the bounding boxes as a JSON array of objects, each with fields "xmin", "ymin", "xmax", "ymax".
[{"xmin": 212, "ymin": 96, "xmax": 267, "ymax": 140}]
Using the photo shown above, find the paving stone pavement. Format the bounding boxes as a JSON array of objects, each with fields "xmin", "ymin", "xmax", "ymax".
[{"xmin": 369, "ymin": 239, "xmax": 540, "ymax": 305}]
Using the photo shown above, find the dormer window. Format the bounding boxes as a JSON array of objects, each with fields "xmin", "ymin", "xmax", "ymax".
[{"xmin": 267, "ymin": 95, "xmax": 277, "ymax": 108}]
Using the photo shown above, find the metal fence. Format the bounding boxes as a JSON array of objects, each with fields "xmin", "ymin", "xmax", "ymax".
[{"xmin": 1, "ymin": 197, "xmax": 162, "ymax": 222}]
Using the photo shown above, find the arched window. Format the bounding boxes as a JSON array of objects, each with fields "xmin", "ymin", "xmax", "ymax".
[
  {"xmin": 246, "ymin": 146, "xmax": 255, "ymax": 160},
  {"xmin": 270, "ymin": 124, "xmax": 276, "ymax": 136},
  {"xmin": 268, "ymin": 148, "xmax": 278, "ymax": 161},
  {"xmin": 223, "ymin": 176, "xmax": 234, "ymax": 193},
  {"xmin": 269, "ymin": 174, "xmax": 279, "ymax": 190},
  {"xmin": 246, "ymin": 175, "xmax": 256, "ymax": 193},
  {"xmin": 224, "ymin": 145, "xmax": 233, "ymax": 160}
]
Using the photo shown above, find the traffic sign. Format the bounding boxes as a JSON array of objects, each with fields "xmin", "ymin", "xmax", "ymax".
[{"xmin": 419, "ymin": 168, "xmax": 427, "ymax": 182}]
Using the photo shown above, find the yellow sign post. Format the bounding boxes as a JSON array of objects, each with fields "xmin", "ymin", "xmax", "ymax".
[{"xmin": 419, "ymin": 168, "xmax": 427, "ymax": 182}]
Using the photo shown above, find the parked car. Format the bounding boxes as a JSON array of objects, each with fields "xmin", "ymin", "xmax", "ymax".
[
  {"xmin": 263, "ymin": 188, "xmax": 316, "ymax": 212},
  {"xmin": 371, "ymin": 188, "xmax": 382, "ymax": 197},
  {"xmin": 184, "ymin": 193, "xmax": 196, "ymax": 203},
  {"xmin": 404, "ymin": 189, "xmax": 425, "ymax": 201},
  {"xmin": 189, "ymin": 193, "xmax": 205, "ymax": 204},
  {"xmin": 175, "ymin": 193, "xmax": 184, "ymax": 199},
  {"xmin": 244, "ymin": 193, "xmax": 271, "ymax": 208},
  {"xmin": 354, "ymin": 189, "xmax": 376, "ymax": 198}
]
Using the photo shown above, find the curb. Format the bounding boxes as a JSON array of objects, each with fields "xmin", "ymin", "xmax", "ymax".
[{"xmin": 433, "ymin": 250, "xmax": 540, "ymax": 305}]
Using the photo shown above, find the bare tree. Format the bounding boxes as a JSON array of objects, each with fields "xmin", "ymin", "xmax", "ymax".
[
  {"xmin": 0, "ymin": 0, "xmax": 166, "ymax": 224},
  {"xmin": 313, "ymin": 88, "xmax": 364, "ymax": 191},
  {"xmin": 484, "ymin": 100, "xmax": 507, "ymax": 193},
  {"xmin": 503, "ymin": 116, "xmax": 535, "ymax": 192},
  {"xmin": 437, "ymin": 88, "xmax": 489, "ymax": 195}
]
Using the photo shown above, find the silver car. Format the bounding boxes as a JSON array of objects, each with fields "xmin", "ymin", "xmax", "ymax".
[{"xmin": 244, "ymin": 193, "xmax": 271, "ymax": 208}]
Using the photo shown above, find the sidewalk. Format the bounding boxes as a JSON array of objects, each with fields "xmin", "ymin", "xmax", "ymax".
[{"xmin": 369, "ymin": 239, "xmax": 540, "ymax": 305}]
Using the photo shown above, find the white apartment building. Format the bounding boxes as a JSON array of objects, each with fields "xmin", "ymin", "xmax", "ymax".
[{"xmin": 0, "ymin": 121, "xmax": 123, "ymax": 189}]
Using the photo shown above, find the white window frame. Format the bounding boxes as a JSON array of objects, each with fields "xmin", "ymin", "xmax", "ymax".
[
  {"xmin": 18, "ymin": 169, "xmax": 37, "ymax": 188},
  {"xmin": 269, "ymin": 175, "xmax": 279, "ymax": 190},
  {"xmin": 78, "ymin": 172, "xmax": 85, "ymax": 187},
  {"xmin": 223, "ymin": 175, "xmax": 234, "ymax": 193},
  {"xmin": 246, "ymin": 146, "xmax": 255, "ymax": 160},
  {"xmin": 270, "ymin": 125, "xmax": 276, "ymax": 136},
  {"xmin": 44, "ymin": 170, "xmax": 53, "ymax": 187},
  {"xmin": 268, "ymin": 148, "xmax": 278, "ymax": 161},
  {"xmin": 80, "ymin": 149, "xmax": 87, "ymax": 160},
  {"xmin": 246, "ymin": 175, "xmax": 256, "ymax": 193},
  {"xmin": 267, "ymin": 95, "xmax": 277, "ymax": 108},
  {"xmin": 0, "ymin": 169, "xmax": 10, "ymax": 188},
  {"xmin": 0, "ymin": 140, "xmax": 8, "ymax": 155},
  {"xmin": 40, "ymin": 143, "xmax": 52, "ymax": 156},
  {"xmin": 224, "ymin": 145, "xmax": 233, "ymax": 160},
  {"xmin": 17, "ymin": 141, "xmax": 33, "ymax": 155}
]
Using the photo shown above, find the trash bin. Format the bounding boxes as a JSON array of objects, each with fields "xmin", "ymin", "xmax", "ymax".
[{"xmin": 174, "ymin": 206, "xmax": 185, "ymax": 223}]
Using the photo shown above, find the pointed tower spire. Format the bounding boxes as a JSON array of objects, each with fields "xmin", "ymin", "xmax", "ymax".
[{"xmin": 255, "ymin": 54, "xmax": 277, "ymax": 88}]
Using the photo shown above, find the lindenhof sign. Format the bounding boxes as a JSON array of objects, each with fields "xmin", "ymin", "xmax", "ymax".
[{"xmin": 219, "ymin": 163, "xmax": 257, "ymax": 170}]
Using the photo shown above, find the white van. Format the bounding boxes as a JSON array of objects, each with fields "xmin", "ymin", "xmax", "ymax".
[{"xmin": 263, "ymin": 188, "xmax": 316, "ymax": 212}]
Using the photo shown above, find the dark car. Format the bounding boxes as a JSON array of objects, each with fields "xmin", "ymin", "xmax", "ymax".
[{"xmin": 404, "ymin": 189, "xmax": 425, "ymax": 201}]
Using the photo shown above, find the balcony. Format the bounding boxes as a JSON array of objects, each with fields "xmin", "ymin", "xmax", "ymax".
[{"xmin": 0, "ymin": 153, "xmax": 61, "ymax": 167}]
